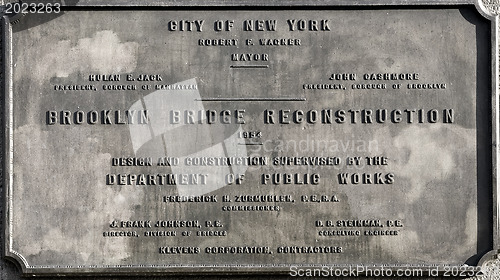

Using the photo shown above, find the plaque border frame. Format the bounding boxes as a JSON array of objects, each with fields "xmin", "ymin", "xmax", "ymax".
[{"xmin": 2, "ymin": 0, "xmax": 499, "ymax": 276}]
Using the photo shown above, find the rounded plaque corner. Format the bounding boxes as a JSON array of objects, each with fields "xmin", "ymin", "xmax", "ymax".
[
  {"xmin": 476, "ymin": 250, "xmax": 500, "ymax": 278},
  {"xmin": 475, "ymin": 0, "xmax": 500, "ymax": 19},
  {"xmin": 477, "ymin": 249, "xmax": 500, "ymax": 267},
  {"xmin": 4, "ymin": 250, "xmax": 30, "ymax": 274}
]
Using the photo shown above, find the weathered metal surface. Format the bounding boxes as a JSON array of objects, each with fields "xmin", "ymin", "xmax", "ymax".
[{"xmin": 2, "ymin": 0, "xmax": 499, "ymax": 277}]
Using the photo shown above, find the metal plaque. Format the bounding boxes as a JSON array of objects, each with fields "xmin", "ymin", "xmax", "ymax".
[{"xmin": 3, "ymin": 0, "xmax": 499, "ymax": 276}]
